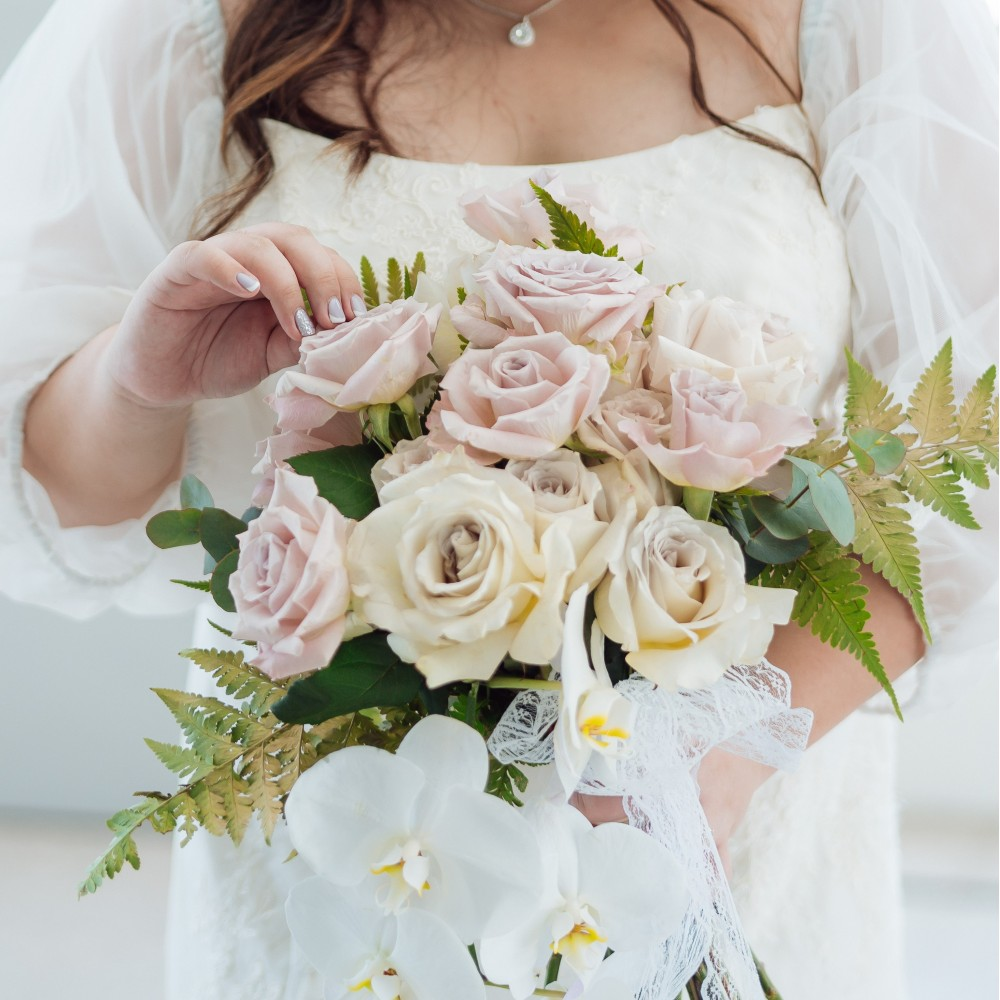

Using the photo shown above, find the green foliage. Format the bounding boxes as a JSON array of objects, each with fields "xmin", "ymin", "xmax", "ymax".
[
  {"xmin": 847, "ymin": 427, "xmax": 906, "ymax": 476},
  {"xmin": 273, "ymin": 632, "xmax": 424, "ymax": 725},
  {"xmin": 487, "ymin": 759, "xmax": 529, "ymax": 807},
  {"xmin": 530, "ymin": 182, "xmax": 616, "ymax": 257},
  {"xmin": 79, "ymin": 647, "xmax": 424, "ymax": 897},
  {"xmin": 386, "ymin": 257, "xmax": 405, "ymax": 302},
  {"xmin": 843, "ymin": 474, "xmax": 928, "ymax": 638},
  {"xmin": 407, "ymin": 251, "xmax": 427, "ymax": 298},
  {"xmin": 209, "ymin": 550, "xmax": 239, "ymax": 612},
  {"xmin": 287, "ymin": 444, "xmax": 382, "ymax": 520},
  {"xmin": 844, "ymin": 350, "xmax": 906, "ymax": 433},
  {"xmin": 907, "ymin": 340, "xmax": 957, "ymax": 443},
  {"xmin": 360, "ymin": 256, "xmax": 380, "ymax": 308},
  {"xmin": 199, "ymin": 508, "xmax": 246, "ymax": 562},
  {"xmin": 758, "ymin": 535, "xmax": 901, "ymax": 719},
  {"xmin": 169, "ymin": 578, "xmax": 211, "ymax": 593},
  {"xmin": 146, "ymin": 508, "xmax": 201, "ymax": 549},
  {"xmin": 180, "ymin": 475, "xmax": 214, "ymax": 511},
  {"xmin": 900, "ymin": 456, "xmax": 980, "ymax": 529}
]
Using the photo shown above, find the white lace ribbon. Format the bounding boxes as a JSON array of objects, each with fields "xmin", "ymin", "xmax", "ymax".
[{"xmin": 488, "ymin": 661, "xmax": 813, "ymax": 999}]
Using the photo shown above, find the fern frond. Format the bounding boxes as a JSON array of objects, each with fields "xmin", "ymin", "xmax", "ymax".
[
  {"xmin": 529, "ymin": 182, "xmax": 607, "ymax": 255},
  {"xmin": 386, "ymin": 257, "xmax": 405, "ymax": 301},
  {"xmin": 955, "ymin": 365, "xmax": 997, "ymax": 442},
  {"xmin": 152, "ymin": 689, "xmax": 272, "ymax": 764},
  {"xmin": 944, "ymin": 446, "xmax": 991, "ymax": 489},
  {"xmin": 843, "ymin": 473, "xmax": 928, "ymax": 638},
  {"xmin": 180, "ymin": 648, "xmax": 286, "ymax": 718},
  {"xmin": 900, "ymin": 457, "xmax": 980, "ymax": 529},
  {"xmin": 758, "ymin": 535, "xmax": 901, "ymax": 718},
  {"xmin": 144, "ymin": 738, "xmax": 215, "ymax": 782},
  {"xmin": 982, "ymin": 396, "xmax": 999, "ymax": 472},
  {"xmin": 360, "ymin": 256, "xmax": 380, "ymax": 308},
  {"xmin": 907, "ymin": 339, "xmax": 957, "ymax": 444},
  {"xmin": 792, "ymin": 424, "xmax": 850, "ymax": 468},
  {"xmin": 844, "ymin": 351, "xmax": 905, "ymax": 433}
]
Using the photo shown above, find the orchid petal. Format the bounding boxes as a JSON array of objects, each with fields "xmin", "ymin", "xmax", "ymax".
[{"xmin": 397, "ymin": 714, "xmax": 489, "ymax": 793}]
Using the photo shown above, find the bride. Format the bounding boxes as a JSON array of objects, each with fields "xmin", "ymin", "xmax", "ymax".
[{"xmin": 0, "ymin": 0, "xmax": 995, "ymax": 997}]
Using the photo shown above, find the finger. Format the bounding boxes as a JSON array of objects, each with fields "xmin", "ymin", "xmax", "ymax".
[
  {"xmin": 569, "ymin": 792, "xmax": 629, "ymax": 826},
  {"xmin": 159, "ymin": 241, "xmax": 265, "ymax": 301},
  {"xmin": 240, "ymin": 224, "xmax": 365, "ymax": 328},
  {"xmin": 211, "ymin": 231, "xmax": 317, "ymax": 341}
]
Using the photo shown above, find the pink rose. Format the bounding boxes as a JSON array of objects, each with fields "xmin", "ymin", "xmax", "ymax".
[
  {"xmin": 647, "ymin": 288, "xmax": 812, "ymax": 406},
  {"xmin": 451, "ymin": 245, "xmax": 661, "ymax": 361},
  {"xmin": 251, "ymin": 413, "xmax": 364, "ymax": 507},
  {"xmin": 271, "ymin": 299, "xmax": 441, "ymax": 430},
  {"xmin": 622, "ymin": 369, "xmax": 815, "ymax": 491},
  {"xmin": 460, "ymin": 168, "xmax": 653, "ymax": 259},
  {"xmin": 230, "ymin": 469, "xmax": 352, "ymax": 679},
  {"xmin": 426, "ymin": 332, "xmax": 610, "ymax": 463},
  {"xmin": 577, "ymin": 388, "xmax": 672, "ymax": 460}
]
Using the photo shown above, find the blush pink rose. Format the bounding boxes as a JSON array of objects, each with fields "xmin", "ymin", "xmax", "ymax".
[
  {"xmin": 646, "ymin": 287, "xmax": 812, "ymax": 406},
  {"xmin": 622, "ymin": 369, "xmax": 815, "ymax": 491},
  {"xmin": 576, "ymin": 388, "xmax": 672, "ymax": 460},
  {"xmin": 451, "ymin": 245, "xmax": 661, "ymax": 361},
  {"xmin": 230, "ymin": 468, "xmax": 352, "ymax": 679},
  {"xmin": 426, "ymin": 332, "xmax": 610, "ymax": 463},
  {"xmin": 271, "ymin": 299, "xmax": 441, "ymax": 430},
  {"xmin": 460, "ymin": 168, "xmax": 653, "ymax": 259},
  {"xmin": 251, "ymin": 413, "xmax": 364, "ymax": 507}
]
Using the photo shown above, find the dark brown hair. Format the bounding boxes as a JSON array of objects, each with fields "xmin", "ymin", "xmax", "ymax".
[{"xmin": 197, "ymin": 0, "xmax": 816, "ymax": 237}]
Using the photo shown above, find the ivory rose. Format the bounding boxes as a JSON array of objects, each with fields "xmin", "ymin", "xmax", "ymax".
[
  {"xmin": 370, "ymin": 435, "xmax": 435, "ymax": 496},
  {"xmin": 594, "ymin": 505, "xmax": 795, "ymax": 690},
  {"xmin": 426, "ymin": 332, "xmax": 610, "ymax": 463},
  {"xmin": 230, "ymin": 468, "xmax": 352, "ymax": 679},
  {"xmin": 647, "ymin": 287, "xmax": 812, "ymax": 405},
  {"xmin": 460, "ymin": 168, "xmax": 653, "ymax": 260},
  {"xmin": 347, "ymin": 451, "xmax": 581, "ymax": 687},
  {"xmin": 577, "ymin": 388, "xmax": 672, "ymax": 460},
  {"xmin": 450, "ymin": 245, "xmax": 661, "ymax": 360},
  {"xmin": 622, "ymin": 369, "xmax": 815, "ymax": 492},
  {"xmin": 271, "ymin": 299, "xmax": 440, "ymax": 429}
]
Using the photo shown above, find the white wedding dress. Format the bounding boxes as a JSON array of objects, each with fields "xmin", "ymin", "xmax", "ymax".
[{"xmin": 0, "ymin": 1, "xmax": 995, "ymax": 999}]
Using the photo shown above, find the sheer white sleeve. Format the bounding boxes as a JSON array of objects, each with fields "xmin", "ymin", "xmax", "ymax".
[
  {"xmin": 0, "ymin": 0, "xmax": 230, "ymax": 617},
  {"xmin": 800, "ymin": 0, "xmax": 999, "ymax": 701}
]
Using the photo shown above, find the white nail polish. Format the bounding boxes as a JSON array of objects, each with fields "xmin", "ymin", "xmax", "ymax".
[
  {"xmin": 351, "ymin": 294, "xmax": 368, "ymax": 316},
  {"xmin": 236, "ymin": 272, "xmax": 260, "ymax": 293},
  {"xmin": 328, "ymin": 298, "xmax": 346, "ymax": 323}
]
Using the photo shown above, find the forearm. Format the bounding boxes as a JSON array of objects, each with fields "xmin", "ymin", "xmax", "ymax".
[
  {"xmin": 21, "ymin": 326, "xmax": 189, "ymax": 528},
  {"xmin": 767, "ymin": 563, "xmax": 926, "ymax": 743}
]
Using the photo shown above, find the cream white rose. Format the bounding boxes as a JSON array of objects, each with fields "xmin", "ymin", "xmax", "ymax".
[
  {"xmin": 647, "ymin": 287, "xmax": 812, "ymax": 405},
  {"xmin": 594, "ymin": 505, "xmax": 795, "ymax": 690},
  {"xmin": 348, "ymin": 451, "xmax": 580, "ymax": 687},
  {"xmin": 370, "ymin": 435, "xmax": 436, "ymax": 496}
]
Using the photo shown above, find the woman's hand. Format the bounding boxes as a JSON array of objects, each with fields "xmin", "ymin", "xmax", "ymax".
[
  {"xmin": 571, "ymin": 749, "xmax": 774, "ymax": 878},
  {"xmin": 105, "ymin": 223, "xmax": 365, "ymax": 409}
]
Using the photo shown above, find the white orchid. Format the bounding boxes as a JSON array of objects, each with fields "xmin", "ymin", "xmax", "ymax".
[
  {"xmin": 478, "ymin": 802, "xmax": 688, "ymax": 999},
  {"xmin": 285, "ymin": 877, "xmax": 485, "ymax": 1000},
  {"xmin": 284, "ymin": 715, "xmax": 543, "ymax": 944},
  {"xmin": 553, "ymin": 586, "xmax": 637, "ymax": 799}
]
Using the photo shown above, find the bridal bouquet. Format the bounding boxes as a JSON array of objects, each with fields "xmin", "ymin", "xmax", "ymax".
[{"xmin": 81, "ymin": 174, "xmax": 997, "ymax": 999}]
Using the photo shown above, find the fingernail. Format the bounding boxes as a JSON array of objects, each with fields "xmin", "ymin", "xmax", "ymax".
[
  {"xmin": 328, "ymin": 297, "xmax": 346, "ymax": 323},
  {"xmin": 351, "ymin": 294, "xmax": 368, "ymax": 316},
  {"xmin": 295, "ymin": 308, "xmax": 316, "ymax": 337},
  {"xmin": 236, "ymin": 272, "xmax": 260, "ymax": 293}
]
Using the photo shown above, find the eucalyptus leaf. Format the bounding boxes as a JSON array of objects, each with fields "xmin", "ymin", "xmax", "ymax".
[
  {"xmin": 287, "ymin": 445, "xmax": 382, "ymax": 521},
  {"xmin": 750, "ymin": 495, "xmax": 812, "ymax": 540},
  {"xmin": 273, "ymin": 632, "xmax": 423, "ymax": 724},
  {"xmin": 744, "ymin": 527, "xmax": 810, "ymax": 564},
  {"xmin": 848, "ymin": 426, "xmax": 907, "ymax": 476},
  {"xmin": 807, "ymin": 470, "xmax": 856, "ymax": 546},
  {"xmin": 180, "ymin": 475, "xmax": 214, "ymax": 511},
  {"xmin": 146, "ymin": 508, "xmax": 202, "ymax": 549},
  {"xmin": 200, "ymin": 508, "xmax": 248, "ymax": 562},
  {"xmin": 210, "ymin": 550, "xmax": 239, "ymax": 613}
]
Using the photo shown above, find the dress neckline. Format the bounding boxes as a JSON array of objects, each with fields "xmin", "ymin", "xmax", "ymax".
[{"xmin": 264, "ymin": 103, "xmax": 808, "ymax": 173}]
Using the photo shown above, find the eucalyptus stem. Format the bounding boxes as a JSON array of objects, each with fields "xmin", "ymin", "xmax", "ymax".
[
  {"xmin": 486, "ymin": 677, "xmax": 561, "ymax": 691},
  {"xmin": 754, "ymin": 953, "xmax": 783, "ymax": 999}
]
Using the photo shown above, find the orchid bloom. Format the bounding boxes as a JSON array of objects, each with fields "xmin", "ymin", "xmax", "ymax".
[
  {"xmin": 284, "ymin": 715, "xmax": 543, "ymax": 944},
  {"xmin": 285, "ymin": 878, "xmax": 486, "ymax": 1000},
  {"xmin": 478, "ymin": 802, "xmax": 688, "ymax": 999},
  {"xmin": 553, "ymin": 586, "xmax": 638, "ymax": 798}
]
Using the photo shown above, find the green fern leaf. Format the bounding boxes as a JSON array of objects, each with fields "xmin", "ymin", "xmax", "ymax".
[
  {"xmin": 844, "ymin": 350, "xmax": 905, "ymax": 433},
  {"xmin": 78, "ymin": 800, "xmax": 159, "ymax": 896},
  {"xmin": 409, "ymin": 251, "xmax": 426, "ymax": 285},
  {"xmin": 907, "ymin": 340, "xmax": 957, "ymax": 444},
  {"xmin": 144, "ymin": 738, "xmax": 214, "ymax": 782},
  {"xmin": 529, "ymin": 181, "xmax": 606, "ymax": 255},
  {"xmin": 900, "ymin": 457, "xmax": 980, "ymax": 529},
  {"xmin": 169, "ymin": 578, "xmax": 211, "ymax": 592},
  {"xmin": 386, "ymin": 257, "xmax": 405, "ymax": 302},
  {"xmin": 955, "ymin": 365, "xmax": 997, "ymax": 441},
  {"xmin": 360, "ymin": 256, "xmax": 380, "ymax": 308},
  {"xmin": 982, "ymin": 397, "xmax": 999, "ymax": 472},
  {"xmin": 792, "ymin": 424, "xmax": 850, "ymax": 468},
  {"xmin": 944, "ymin": 446, "xmax": 991, "ymax": 488},
  {"xmin": 180, "ymin": 648, "xmax": 287, "ymax": 718},
  {"xmin": 153, "ymin": 689, "xmax": 272, "ymax": 763},
  {"xmin": 843, "ymin": 473, "xmax": 928, "ymax": 638},
  {"xmin": 758, "ymin": 535, "xmax": 901, "ymax": 718}
]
